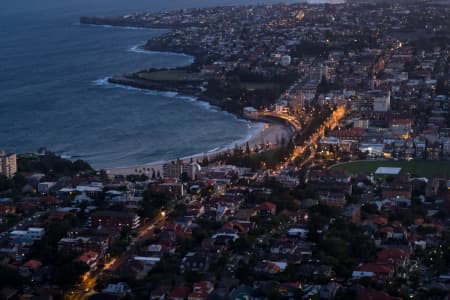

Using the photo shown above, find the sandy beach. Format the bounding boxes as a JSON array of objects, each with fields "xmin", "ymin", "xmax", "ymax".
[{"xmin": 105, "ymin": 120, "xmax": 294, "ymax": 176}]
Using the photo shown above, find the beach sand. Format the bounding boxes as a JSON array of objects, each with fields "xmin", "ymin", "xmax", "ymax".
[{"xmin": 105, "ymin": 121, "xmax": 294, "ymax": 176}]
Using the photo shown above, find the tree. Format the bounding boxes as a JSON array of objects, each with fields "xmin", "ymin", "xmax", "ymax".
[
  {"xmin": 180, "ymin": 172, "xmax": 189, "ymax": 183},
  {"xmin": 317, "ymin": 75, "xmax": 331, "ymax": 94},
  {"xmin": 436, "ymin": 77, "xmax": 449, "ymax": 95},
  {"xmin": 0, "ymin": 265, "xmax": 23, "ymax": 287},
  {"xmin": 268, "ymin": 290, "xmax": 284, "ymax": 300},
  {"xmin": 18, "ymin": 152, "xmax": 93, "ymax": 177},
  {"xmin": 54, "ymin": 261, "xmax": 90, "ymax": 287}
]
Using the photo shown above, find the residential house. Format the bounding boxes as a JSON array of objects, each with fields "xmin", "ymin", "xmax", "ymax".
[
  {"xmin": 258, "ymin": 201, "xmax": 277, "ymax": 216},
  {"xmin": 167, "ymin": 286, "xmax": 191, "ymax": 300}
]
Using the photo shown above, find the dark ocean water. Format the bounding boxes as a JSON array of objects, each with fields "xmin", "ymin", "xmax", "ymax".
[{"xmin": 0, "ymin": 0, "xmax": 318, "ymax": 168}]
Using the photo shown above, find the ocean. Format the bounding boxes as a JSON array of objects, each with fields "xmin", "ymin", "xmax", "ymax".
[{"xmin": 0, "ymin": 0, "xmax": 329, "ymax": 168}]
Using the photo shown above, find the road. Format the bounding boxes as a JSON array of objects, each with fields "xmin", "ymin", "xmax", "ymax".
[
  {"xmin": 259, "ymin": 111, "xmax": 302, "ymax": 130},
  {"xmin": 272, "ymin": 106, "xmax": 346, "ymax": 174},
  {"xmin": 65, "ymin": 213, "xmax": 167, "ymax": 300}
]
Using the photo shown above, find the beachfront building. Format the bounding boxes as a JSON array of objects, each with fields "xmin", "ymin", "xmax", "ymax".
[
  {"xmin": 163, "ymin": 159, "xmax": 201, "ymax": 180},
  {"xmin": 0, "ymin": 150, "xmax": 17, "ymax": 178}
]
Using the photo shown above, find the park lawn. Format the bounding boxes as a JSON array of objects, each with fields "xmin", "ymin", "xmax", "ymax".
[
  {"xmin": 331, "ymin": 160, "xmax": 450, "ymax": 178},
  {"xmin": 137, "ymin": 70, "xmax": 205, "ymax": 82}
]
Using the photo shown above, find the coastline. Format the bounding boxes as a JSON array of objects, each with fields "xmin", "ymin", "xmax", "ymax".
[
  {"xmin": 128, "ymin": 44, "xmax": 196, "ymax": 64},
  {"xmin": 99, "ymin": 66, "xmax": 295, "ymax": 176},
  {"xmin": 83, "ymin": 28, "xmax": 295, "ymax": 175},
  {"xmin": 105, "ymin": 122, "xmax": 294, "ymax": 176}
]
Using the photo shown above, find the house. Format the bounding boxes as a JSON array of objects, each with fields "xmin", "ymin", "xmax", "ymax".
[
  {"xmin": 341, "ymin": 204, "xmax": 361, "ymax": 224},
  {"xmin": 102, "ymin": 282, "xmax": 131, "ymax": 295},
  {"xmin": 187, "ymin": 281, "xmax": 214, "ymax": 300},
  {"xmin": 223, "ymin": 221, "xmax": 253, "ymax": 234},
  {"xmin": 19, "ymin": 259, "xmax": 43, "ymax": 278},
  {"xmin": 181, "ymin": 252, "xmax": 210, "ymax": 274},
  {"xmin": 37, "ymin": 182, "xmax": 56, "ymax": 194},
  {"xmin": 258, "ymin": 201, "xmax": 277, "ymax": 216},
  {"xmin": 255, "ymin": 260, "xmax": 287, "ymax": 275},
  {"xmin": 356, "ymin": 287, "xmax": 402, "ymax": 300},
  {"xmin": 353, "ymin": 263, "xmax": 394, "ymax": 280},
  {"xmin": 279, "ymin": 209, "xmax": 309, "ymax": 224},
  {"xmin": 319, "ymin": 191, "xmax": 346, "ymax": 208},
  {"xmin": 377, "ymin": 248, "xmax": 410, "ymax": 267},
  {"xmin": 229, "ymin": 285, "xmax": 254, "ymax": 300},
  {"xmin": 150, "ymin": 287, "xmax": 169, "ymax": 300},
  {"xmin": 319, "ymin": 282, "xmax": 340, "ymax": 300},
  {"xmin": 287, "ymin": 227, "xmax": 309, "ymax": 238},
  {"xmin": 212, "ymin": 228, "xmax": 239, "ymax": 242},
  {"xmin": 167, "ymin": 286, "xmax": 191, "ymax": 300},
  {"xmin": 278, "ymin": 282, "xmax": 303, "ymax": 298},
  {"xmin": 147, "ymin": 243, "xmax": 176, "ymax": 256},
  {"xmin": 270, "ymin": 239, "xmax": 298, "ymax": 255},
  {"xmin": 0, "ymin": 199, "xmax": 16, "ymax": 216}
]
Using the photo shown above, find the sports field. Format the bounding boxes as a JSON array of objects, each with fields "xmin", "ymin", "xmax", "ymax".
[{"xmin": 331, "ymin": 160, "xmax": 450, "ymax": 178}]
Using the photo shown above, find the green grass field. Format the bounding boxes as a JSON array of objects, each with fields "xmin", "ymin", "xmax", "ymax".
[{"xmin": 331, "ymin": 160, "xmax": 450, "ymax": 178}]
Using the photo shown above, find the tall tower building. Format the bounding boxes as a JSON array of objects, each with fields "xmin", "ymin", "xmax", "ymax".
[{"xmin": 0, "ymin": 150, "xmax": 17, "ymax": 178}]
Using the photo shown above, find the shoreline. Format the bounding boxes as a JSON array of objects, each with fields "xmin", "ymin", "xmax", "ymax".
[
  {"xmin": 105, "ymin": 121, "xmax": 294, "ymax": 176},
  {"xmin": 99, "ymin": 72, "xmax": 295, "ymax": 176},
  {"xmin": 128, "ymin": 44, "xmax": 196, "ymax": 64},
  {"xmin": 82, "ymin": 24, "xmax": 295, "ymax": 175}
]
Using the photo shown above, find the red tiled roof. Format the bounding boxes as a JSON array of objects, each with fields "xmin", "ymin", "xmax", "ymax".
[
  {"xmin": 23, "ymin": 259, "xmax": 42, "ymax": 269},
  {"xmin": 377, "ymin": 248, "xmax": 410, "ymax": 264},
  {"xmin": 356, "ymin": 263, "xmax": 393, "ymax": 274},
  {"xmin": 168, "ymin": 286, "xmax": 191, "ymax": 299},
  {"xmin": 188, "ymin": 291, "xmax": 208, "ymax": 299},
  {"xmin": 259, "ymin": 201, "xmax": 276, "ymax": 210},
  {"xmin": 390, "ymin": 118, "xmax": 412, "ymax": 126},
  {"xmin": 77, "ymin": 251, "xmax": 98, "ymax": 264},
  {"xmin": 357, "ymin": 288, "xmax": 402, "ymax": 300}
]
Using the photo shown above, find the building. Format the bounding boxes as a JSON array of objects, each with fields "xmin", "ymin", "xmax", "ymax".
[
  {"xmin": 37, "ymin": 182, "xmax": 56, "ymax": 194},
  {"xmin": 58, "ymin": 236, "xmax": 110, "ymax": 256},
  {"xmin": 0, "ymin": 151, "xmax": 17, "ymax": 178},
  {"xmin": 102, "ymin": 282, "xmax": 131, "ymax": 296},
  {"xmin": 58, "ymin": 184, "xmax": 104, "ymax": 201},
  {"xmin": 288, "ymin": 90, "xmax": 305, "ymax": 113},
  {"xmin": 371, "ymin": 90, "xmax": 390, "ymax": 112},
  {"xmin": 258, "ymin": 201, "xmax": 277, "ymax": 216},
  {"xmin": 152, "ymin": 182, "xmax": 185, "ymax": 199},
  {"xmin": 163, "ymin": 160, "xmax": 201, "ymax": 180},
  {"xmin": 188, "ymin": 281, "xmax": 214, "ymax": 300},
  {"xmin": 381, "ymin": 182, "xmax": 412, "ymax": 200},
  {"xmin": 10, "ymin": 227, "xmax": 45, "ymax": 246},
  {"xmin": 77, "ymin": 251, "xmax": 99, "ymax": 271},
  {"xmin": 89, "ymin": 211, "xmax": 140, "ymax": 230},
  {"xmin": 341, "ymin": 204, "xmax": 361, "ymax": 224}
]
